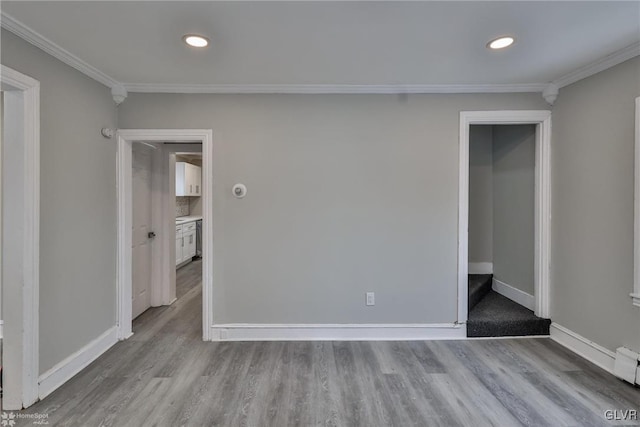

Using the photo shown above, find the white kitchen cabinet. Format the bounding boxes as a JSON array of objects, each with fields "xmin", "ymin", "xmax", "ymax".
[
  {"xmin": 176, "ymin": 221, "xmax": 197, "ymax": 267},
  {"xmin": 175, "ymin": 225, "xmax": 183, "ymax": 266},
  {"xmin": 193, "ymin": 166, "xmax": 202, "ymax": 196},
  {"xmin": 176, "ymin": 162, "xmax": 202, "ymax": 196},
  {"xmin": 184, "ymin": 229, "xmax": 196, "ymax": 261}
]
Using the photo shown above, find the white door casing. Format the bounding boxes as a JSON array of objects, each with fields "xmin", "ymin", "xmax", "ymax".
[
  {"xmin": 632, "ymin": 97, "xmax": 640, "ymax": 307},
  {"xmin": 1, "ymin": 65, "xmax": 40, "ymax": 409},
  {"xmin": 131, "ymin": 143, "xmax": 153, "ymax": 319},
  {"xmin": 116, "ymin": 130, "xmax": 213, "ymax": 341},
  {"xmin": 458, "ymin": 110, "xmax": 551, "ymax": 323}
]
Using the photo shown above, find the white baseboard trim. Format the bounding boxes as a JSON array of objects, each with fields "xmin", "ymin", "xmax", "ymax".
[
  {"xmin": 210, "ymin": 323, "xmax": 466, "ymax": 341},
  {"xmin": 468, "ymin": 262, "xmax": 493, "ymax": 274},
  {"xmin": 549, "ymin": 323, "xmax": 616, "ymax": 375},
  {"xmin": 492, "ymin": 278, "xmax": 535, "ymax": 311},
  {"xmin": 38, "ymin": 326, "xmax": 118, "ymax": 399}
]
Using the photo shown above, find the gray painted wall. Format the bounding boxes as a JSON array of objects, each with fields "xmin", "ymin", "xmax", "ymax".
[
  {"xmin": 492, "ymin": 125, "xmax": 536, "ymax": 295},
  {"xmin": 1, "ymin": 30, "xmax": 118, "ymax": 373},
  {"xmin": 552, "ymin": 57, "xmax": 640, "ymax": 353},
  {"xmin": 119, "ymin": 92, "xmax": 547, "ymax": 324},
  {"xmin": 468, "ymin": 125, "xmax": 494, "ymax": 264}
]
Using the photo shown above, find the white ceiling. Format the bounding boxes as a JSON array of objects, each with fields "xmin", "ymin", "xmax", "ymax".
[{"xmin": 2, "ymin": 1, "xmax": 639, "ymax": 87}]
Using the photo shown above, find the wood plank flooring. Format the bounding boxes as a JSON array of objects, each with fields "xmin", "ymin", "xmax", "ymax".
[{"xmin": 18, "ymin": 260, "xmax": 640, "ymax": 426}]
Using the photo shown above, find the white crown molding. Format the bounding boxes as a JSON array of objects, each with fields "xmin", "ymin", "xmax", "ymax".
[
  {"xmin": 553, "ymin": 41, "xmax": 640, "ymax": 89},
  {"xmin": 1, "ymin": 12, "xmax": 119, "ymax": 89},
  {"xmin": 111, "ymin": 84, "xmax": 128, "ymax": 105},
  {"xmin": 542, "ymin": 83, "xmax": 559, "ymax": 106},
  {"xmin": 123, "ymin": 82, "xmax": 548, "ymax": 95}
]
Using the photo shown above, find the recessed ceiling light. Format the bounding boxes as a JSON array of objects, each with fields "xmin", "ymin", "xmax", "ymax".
[
  {"xmin": 487, "ymin": 36, "xmax": 515, "ymax": 50},
  {"xmin": 183, "ymin": 34, "xmax": 210, "ymax": 48}
]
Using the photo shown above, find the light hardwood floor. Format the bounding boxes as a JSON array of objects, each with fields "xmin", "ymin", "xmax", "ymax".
[{"xmin": 20, "ymin": 260, "xmax": 640, "ymax": 426}]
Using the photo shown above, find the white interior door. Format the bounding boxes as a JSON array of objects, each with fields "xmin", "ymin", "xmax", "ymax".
[{"xmin": 132, "ymin": 143, "xmax": 153, "ymax": 319}]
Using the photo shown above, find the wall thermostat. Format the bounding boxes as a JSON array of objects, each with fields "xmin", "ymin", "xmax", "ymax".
[{"xmin": 232, "ymin": 183, "xmax": 247, "ymax": 198}]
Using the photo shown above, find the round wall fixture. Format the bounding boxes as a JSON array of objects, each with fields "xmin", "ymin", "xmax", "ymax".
[{"xmin": 232, "ymin": 183, "xmax": 247, "ymax": 198}]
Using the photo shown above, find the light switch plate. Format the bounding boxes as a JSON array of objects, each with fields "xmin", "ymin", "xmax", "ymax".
[{"xmin": 366, "ymin": 292, "xmax": 375, "ymax": 306}]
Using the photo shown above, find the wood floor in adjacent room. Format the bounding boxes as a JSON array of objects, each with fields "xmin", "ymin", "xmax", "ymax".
[{"xmin": 22, "ymin": 260, "xmax": 640, "ymax": 426}]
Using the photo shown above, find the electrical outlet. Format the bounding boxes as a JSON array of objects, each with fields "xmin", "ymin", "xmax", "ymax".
[{"xmin": 366, "ymin": 292, "xmax": 375, "ymax": 306}]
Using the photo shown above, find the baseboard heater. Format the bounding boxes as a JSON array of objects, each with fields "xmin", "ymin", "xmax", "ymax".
[{"xmin": 614, "ymin": 347, "xmax": 640, "ymax": 385}]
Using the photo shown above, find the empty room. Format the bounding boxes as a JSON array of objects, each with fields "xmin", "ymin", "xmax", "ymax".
[{"xmin": 1, "ymin": 1, "xmax": 639, "ymax": 426}]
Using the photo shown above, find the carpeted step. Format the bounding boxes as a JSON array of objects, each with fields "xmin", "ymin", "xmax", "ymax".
[
  {"xmin": 467, "ymin": 291, "xmax": 551, "ymax": 337},
  {"xmin": 468, "ymin": 274, "xmax": 493, "ymax": 312}
]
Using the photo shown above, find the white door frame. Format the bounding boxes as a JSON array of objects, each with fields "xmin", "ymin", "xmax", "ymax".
[
  {"xmin": 1, "ymin": 65, "xmax": 40, "ymax": 409},
  {"xmin": 458, "ymin": 110, "xmax": 551, "ymax": 323},
  {"xmin": 631, "ymin": 97, "xmax": 640, "ymax": 307},
  {"xmin": 116, "ymin": 129, "xmax": 213, "ymax": 341}
]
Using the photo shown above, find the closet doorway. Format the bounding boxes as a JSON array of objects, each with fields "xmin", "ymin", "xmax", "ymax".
[{"xmin": 458, "ymin": 111, "xmax": 551, "ymax": 336}]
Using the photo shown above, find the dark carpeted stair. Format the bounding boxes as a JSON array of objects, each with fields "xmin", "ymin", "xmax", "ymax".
[
  {"xmin": 467, "ymin": 276, "xmax": 551, "ymax": 337},
  {"xmin": 468, "ymin": 274, "xmax": 492, "ymax": 312}
]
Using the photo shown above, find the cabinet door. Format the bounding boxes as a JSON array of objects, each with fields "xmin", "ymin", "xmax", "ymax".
[
  {"xmin": 189, "ymin": 230, "xmax": 197, "ymax": 258},
  {"xmin": 184, "ymin": 230, "xmax": 196, "ymax": 260},
  {"xmin": 175, "ymin": 162, "xmax": 186, "ymax": 196},
  {"xmin": 194, "ymin": 166, "xmax": 202, "ymax": 196},
  {"xmin": 186, "ymin": 164, "xmax": 195, "ymax": 196},
  {"xmin": 176, "ymin": 233, "xmax": 183, "ymax": 266}
]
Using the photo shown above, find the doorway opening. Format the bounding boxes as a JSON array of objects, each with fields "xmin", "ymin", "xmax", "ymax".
[
  {"xmin": 458, "ymin": 111, "xmax": 551, "ymax": 338},
  {"xmin": 467, "ymin": 124, "xmax": 549, "ymax": 337},
  {"xmin": 173, "ymin": 151, "xmax": 203, "ymax": 299},
  {"xmin": 117, "ymin": 130, "xmax": 213, "ymax": 342},
  {"xmin": 130, "ymin": 143, "xmax": 204, "ymax": 336}
]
